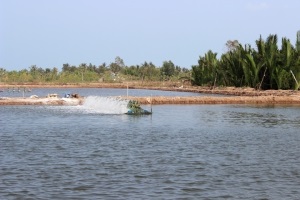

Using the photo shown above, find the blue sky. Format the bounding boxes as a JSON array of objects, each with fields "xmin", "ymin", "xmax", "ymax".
[{"xmin": 0, "ymin": 0, "xmax": 299, "ymax": 71}]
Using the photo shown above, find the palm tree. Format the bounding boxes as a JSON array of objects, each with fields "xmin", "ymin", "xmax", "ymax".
[
  {"xmin": 275, "ymin": 37, "xmax": 294, "ymax": 89},
  {"xmin": 240, "ymin": 44, "xmax": 263, "ymax": 88},
  {"xmin": 220, "ymin": 49, "xmax": 244, "ymax": 87},
  {"xmin": 264, "ymin": 34, "xmax": 279, "ymax": 89},
  {"xmin": 296, "ymin": 31, "xmax": 300, "ymax": 52},
  {"xmin": 192, "ymin": 50, "xmax": 218, "ymax": 87}
]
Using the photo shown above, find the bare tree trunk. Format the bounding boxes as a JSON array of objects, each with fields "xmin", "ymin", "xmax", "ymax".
[
  {"xmin": 213, "ymin": 73, "xmax": 217, "ymax": 89},
  {"xmin": 259, "ymin": 67, "xmax": 267, "ymax": 90},
  {"xmin": 290, "ymin": 70, "xmax": 299, "ymax": 90}
]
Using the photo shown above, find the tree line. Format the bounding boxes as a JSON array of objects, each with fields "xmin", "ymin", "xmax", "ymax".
[
  {"xmin": 1, "ymin": 33, "xmax": 300, "ymax": 90},
  {"xmin": 0, "ymin": 56, "xmax": 190, "ymax": 84},
  {"xmin": 192, "ymin": 34, "xmax": 300, "ymax": 90}
]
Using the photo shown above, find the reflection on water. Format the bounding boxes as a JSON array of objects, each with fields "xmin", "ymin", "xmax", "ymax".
[
  {"xmin": 1, "ymin": 96, "xmax": 300, "ymax": 199},
  {"xmin": 197, "ymin": 104, "xmax": 300, "ymax": 129},
  {"xmin": 225, "ymin": 105, "xmax": 300, "ymax": 128}
]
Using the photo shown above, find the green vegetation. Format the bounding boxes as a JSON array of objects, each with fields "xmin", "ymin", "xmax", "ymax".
[
  {"xmin": 0, "ymin": 58, "xmax": 189, "ymax": 85},
  {"xmin": 1, "ymin": 33, "xmax": 300, "ymax": 90},
  {"xmin": 192, "ymin": 34, "xmax": 300, "ymax": 90}
]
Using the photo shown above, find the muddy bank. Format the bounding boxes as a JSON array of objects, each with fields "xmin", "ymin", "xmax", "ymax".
[
  {"xmin": 124, "ymin": 95, "xmax": 300, "ymax": 105},
  {"xmin": 0, "ymin": 97, "xmax": 83, "ymax": 106},
  {"xmin": 1, "ymin": 95, "xmax": 300, "ymax": 106},
  {"xmin": 1, "ymin": 83, "xmax": 300, "ymax": 105},
  {"xmin": 147, "ymin": 87, "xmax": 300, "ymax": 97}
]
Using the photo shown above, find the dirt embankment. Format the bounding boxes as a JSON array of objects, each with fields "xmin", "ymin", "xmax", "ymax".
[
  {"xmin": 124, "ymin": 95, "xmax": 300, "ymax": 105},
  {"xmin": 1, "ymin": 82, "xmax": 300, "ymax": 105},
  {"xmin": 125, "ymin": 86, "xmax": 300, "ymax": 104}
]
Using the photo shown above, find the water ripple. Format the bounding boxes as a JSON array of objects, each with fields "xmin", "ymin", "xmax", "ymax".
[{"xmin": 1, "ymin": 104, "xmax": 300, "ymax": 199}]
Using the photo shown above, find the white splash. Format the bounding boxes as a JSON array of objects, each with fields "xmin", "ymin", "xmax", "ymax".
[{"xmin": 80, "ymin": 96, "xmax": 129, "ymax": 114}]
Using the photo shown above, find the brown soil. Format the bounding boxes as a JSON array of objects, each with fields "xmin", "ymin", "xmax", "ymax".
[
  {"xmin": 124, "ymin": 95, "xmax": 300, "ymax": 105},
  {"xmin": 1, "ymin": 82, "xmax": 300, "ymax": 105}
]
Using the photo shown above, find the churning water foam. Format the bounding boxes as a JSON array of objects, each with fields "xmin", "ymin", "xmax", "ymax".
[{"xmin": 79, "ymin": 96, "xmax": 129, "ymax": 114}]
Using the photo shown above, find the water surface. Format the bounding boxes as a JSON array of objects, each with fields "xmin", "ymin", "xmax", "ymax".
[
  {"xmin": 1, "ymin": 90, "xmax": 300, "ymax": 199},
  {"xmin": 0, "ymin": 87, "xmax": 204, "ymax": 98}
]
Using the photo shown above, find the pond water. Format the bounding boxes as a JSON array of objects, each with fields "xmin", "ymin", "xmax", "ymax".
[
  {"xmin": 1, "ymin": 89, "xmax": 300, "ymax": 199},
  {"xmin": 0, "ymin": 87, "xmax": 204, "ymax": 98}
]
